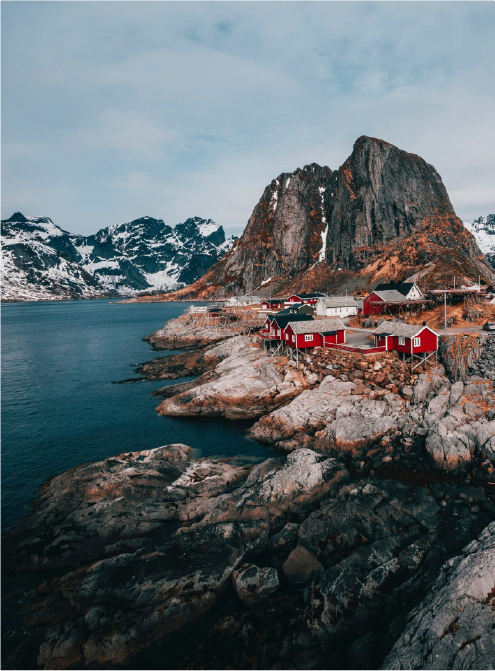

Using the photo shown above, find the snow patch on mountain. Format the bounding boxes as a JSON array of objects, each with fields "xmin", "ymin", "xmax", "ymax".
[
  {"xmin": 1, "ymin": 212, "xmax": 237, "ymax": 301},
  {"xmin": 464, "ymin": 215, "xmax": 495, "ymax": 268}
]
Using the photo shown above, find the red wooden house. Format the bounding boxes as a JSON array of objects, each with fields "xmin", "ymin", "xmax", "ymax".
[
  {"xmin": 259, "ymin": 314, "xmax": 313, "ymax": 342},
  {"xmin": 372, "ymin": 322, "xmax": 438, "ymax": 353},
  {"xmin": 285, "ymin": 292, "xmax": 327, "ymax": 307},
  {"xmin": 362, "ymin": 289, "xmax": 407, "ymax": 316},
  {"xmin": 261, "ymin": 298, "xmax": 284, "ymax": 310},
  {"xmin": 284, "ymin": 318, "xmax": 346, "ymax": 349}
]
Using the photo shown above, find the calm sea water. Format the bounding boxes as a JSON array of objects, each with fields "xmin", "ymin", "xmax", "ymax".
[{"xmin": 1, "ymin": 299, "xmax": 271, "ymax": 530}]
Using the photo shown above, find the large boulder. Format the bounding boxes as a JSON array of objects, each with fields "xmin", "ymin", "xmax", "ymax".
[
  {"xmin": 383, "ymin": 522, "xmax": 495, "ymax": 670},
  {"xmin": 233, "ymin": 564, "xmax": 279, "ymax": 606}
]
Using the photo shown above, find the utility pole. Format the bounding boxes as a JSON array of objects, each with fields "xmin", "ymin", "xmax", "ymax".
[
  {"xmin": 444, "ymin": 292, "xmax": 447, "ymax": 333},
  {"xmin": 454, "ymin": 275, "xmax": 456, "ymax": 290}
]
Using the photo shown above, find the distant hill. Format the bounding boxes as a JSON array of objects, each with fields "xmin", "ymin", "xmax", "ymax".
[{"xmin": 1, "ymin": 213, "xmax": 236, "ymax": 301}]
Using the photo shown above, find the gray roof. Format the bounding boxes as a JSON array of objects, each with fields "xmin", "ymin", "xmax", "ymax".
[
  {"xmin": 317, "ymin": 296, "xmax": 358, "ymax": 308},
  {"xmin": 371, "ymin": 289, "xmax": 409, "ymax": 302},
  {"xmin": 288, "ymin": 317, "xmax": 345, "ymax": 334},
  {"xmin": 373, "ymin": 321, "xmax": 437, "ymax": 338}
]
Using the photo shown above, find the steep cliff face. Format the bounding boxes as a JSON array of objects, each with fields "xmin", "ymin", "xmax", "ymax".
[
  {"xmin": 167, "ymin": 136, "xmax": 494, "ymax": 300},
  {"xmin": 210, "ymin": 164, "xmax": 333, "ymax": 294}
]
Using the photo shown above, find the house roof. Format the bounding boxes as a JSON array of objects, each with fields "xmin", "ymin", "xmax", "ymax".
[
  {"xmin": 373, "ymin": 321, "xmax": 438, "ymax": 338},
  {"xmin": 288, "ymin": 317, "xmax": 345, "ymax": 334},
  {"xmin": 317, "ymin": 296, "xmax": 358, "ymax": 308},
  {"xmin": 262, "ymin": 298, "xmax": 283, "ymax": 304},
  {"xmin": 269, "ymin": 314, "xmax": 313, "ymax": 329},
  {"xmin": 289, "ymin": 292, "xmax": 327, "ymax": 299},
  {"xmin": 370, "ymin": 289, "xmax": 410, "ymax": 302},
  {"xmin": 374, "ymin": 282, "xmax": 417, "ymax": 296},
  {"xmin": 276, "ymin": 304, "xmax": 314, "ymax": 315}
]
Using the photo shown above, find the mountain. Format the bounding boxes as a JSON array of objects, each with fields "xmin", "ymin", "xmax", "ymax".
[
  {"xmin": 165, "ymin": 136, "xmax": 495, "ymax": 300},
  {"xmin": 1, "ymin": 213, "xmax": 236, "ymax": 301},
  {"xmin": 464, "ymin": 215, "xmax": 495, "ymax": 269}
]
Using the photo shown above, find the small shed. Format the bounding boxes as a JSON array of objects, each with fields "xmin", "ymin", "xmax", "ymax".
[
  {"xmin": 261, "ymin": 298, "xmax": 284, "ymax": 310},
  {"xmin": 285, "ymin": 317, "xmax": 346, "ymax": 349},
  {"xmin": 362, "ymin": 289, "xmax": 406, "ymax": 316},
  {"xmin": 316, "ymin": 296, "xmax": 358, "ymax": 318},
  {"xmin": 372, "ymin": 321, "xmax": 438, "ymax": 354}
]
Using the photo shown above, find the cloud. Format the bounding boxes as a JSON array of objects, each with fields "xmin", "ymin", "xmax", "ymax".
[{"xmin": 2, "ymin": 2, "xmax": 494, "ymax": 235}]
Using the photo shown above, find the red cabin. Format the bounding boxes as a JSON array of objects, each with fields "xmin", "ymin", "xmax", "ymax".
[
  {"xmin": 259, "ymin": 314, "xmax": 313, "ymax": 342},
  {"xmin": 284, "ymin": 318, "xmax": 346, "ymax": 349},
  {"xmin": 285, "ymin": 292, "xmax": 327, "ymax": 307},
  {"xmin": 362, "ymin": 289, "xmax": 406, "ymax": 316},
  {"xmin": 372, "ymin": 322, "xmax": 438, "ymax": 353},
  {"xmin": 261, "ymin": 299, "xmax": 283, "ymax": 310}
]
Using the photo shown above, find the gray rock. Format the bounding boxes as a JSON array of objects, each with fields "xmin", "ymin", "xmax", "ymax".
[
  {"xmin": 232, "ymin": 564, "xmax": 279, "ymax": 607},
  {"xmin": 382, "ymin": 522, "xmax": 495, "ymax": 670}
]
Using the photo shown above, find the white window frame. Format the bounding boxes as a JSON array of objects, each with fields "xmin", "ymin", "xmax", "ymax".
[
  {"xmin": 398, "ymin": 336, "xmax": 405, "ymax": 346},
  {"xmin": 292, "ymin": 334, "xmax": 295, "ymax": 343},
  {"xmin": 413, "ymin": 337, "xmax": 421, "ymax": 348},
  {"xmin": 304, "ymin": 334, "xmax": 313, "ymax": 342}
]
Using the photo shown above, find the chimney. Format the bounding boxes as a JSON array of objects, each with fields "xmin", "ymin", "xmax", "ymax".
[{"xmin": 423, "ymin": 321, "xmax": 427, "ymax": 326}]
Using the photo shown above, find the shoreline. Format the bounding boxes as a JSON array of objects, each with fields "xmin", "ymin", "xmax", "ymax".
[{"xmin": 2, "ymin": 314, "xmax": 495, "ymax": 670}]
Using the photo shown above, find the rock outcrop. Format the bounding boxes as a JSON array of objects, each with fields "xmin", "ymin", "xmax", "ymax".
[
  {"xmin": 155, "ymin": 336, "xmax": 308, "ymax": 420},
  {"xmin": 144, "ymin": 312, "xmax": 264, "ymax": 350},
  {"xmin": 438, "ymin": 333, "xmax": 489, "ymax": 381},
  {"xmin": 163, "ymin": 136, "xmax": 494, "ymax": 300},
  {"xmin": 383, "ymin": 522, "xmax": 495, "ymax": 670}
]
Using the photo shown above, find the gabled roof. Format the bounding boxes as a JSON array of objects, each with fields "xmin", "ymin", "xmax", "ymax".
[
  {"xmin": 374, "ymin": 282, "xmax": 418, "ymax": 296},
  {"xmin": 276, "ymin": 304, "xmax": 314, "ymax": 315},
  {"xmin": 288, "ymin": 317, "xmax": 345, "ymax": 334},
  {"xmin": 261, "ymin": 298, "xmax": 283, "ymax": 304},
  {"xmin": 373, "ymin": 321, "xmax": 438, "ymax": 338},
  {"xmin": 269, "ymin": 314, "xmax": 313, "ymax": 329},
  {"xmin": 370, "ymin": 289, "xmax": 409, "ymax": 302},
  {"xmin": 317, "ymin": 296, "xmax": 358, "ymax": 308},
  {"xmin": 289, "ymin": 292, "xmax": 327, "ymax": 299}
]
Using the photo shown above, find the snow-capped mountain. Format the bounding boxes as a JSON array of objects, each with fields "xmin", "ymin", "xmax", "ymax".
[
  {"xmin": 464, "ymin": 215, "xmax": 495, "ymax": 268},
  {"xmin": 1, "ymin": 212, "xmax": 236, "ymax": 301}
]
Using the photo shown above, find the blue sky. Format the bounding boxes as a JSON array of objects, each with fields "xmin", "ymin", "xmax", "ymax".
[{"xmin": 2, "ymin": 1, "xmax": 494, "ymax": 237}]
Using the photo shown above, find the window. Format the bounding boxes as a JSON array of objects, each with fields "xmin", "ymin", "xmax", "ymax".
[
  {"xmin": 398, "ymin": 336, "xmax": 405, "ymax": 346},
  {"xmin": 413, "ymin": 337, "xmax": 421, "ymax": 348},
  {"xmin": 292, "ymin": 334, "xmax": 295, "ymax": 343},
  {"xmin": 304, "ymin": 334, "xmax": 313, "ymax": 342}
]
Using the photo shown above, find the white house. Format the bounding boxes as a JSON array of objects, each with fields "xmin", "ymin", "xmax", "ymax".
[
  {"xmin": 227, "ymin": 295, "xmax": 260, "ymax": 306},
  {"xmin": 316, "ymin": 296, "xmax": 358, "ymax": 318},
  {"xmin": 373, "ymin": 282, "xmax": 423, "ymax": 301}
]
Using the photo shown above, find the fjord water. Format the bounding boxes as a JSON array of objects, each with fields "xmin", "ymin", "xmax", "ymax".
[{"xmin": 1, "ymin": 299, "xmax": 270, "ymax": 531}]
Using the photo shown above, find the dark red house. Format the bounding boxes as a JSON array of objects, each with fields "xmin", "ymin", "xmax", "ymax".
[
  {"xmin": 285, "ymin": 292, "xmax": 327, "ymax": 307},
  {"xmin": 284, "ymin": 317, "xmax": 346, "ymax": 349},
  {"xmin": 362, "ymin": 289, "xmax": 407, "ymax": 316},
  {"xmin": 261, "ymin": 298, "xmax": 284, "ymax": 310},
  {"xmin": 259, "ymin": 313, "xmax": 313, "ymax": 342},
  {"xmin": 372, "ymin": 322, "xmax": 438, "ymax": 353}
]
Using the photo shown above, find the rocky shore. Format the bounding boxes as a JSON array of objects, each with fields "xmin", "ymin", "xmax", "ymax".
[{"xmin": 3, "ymin": 320, "xmax": 495, "ymax": 670}]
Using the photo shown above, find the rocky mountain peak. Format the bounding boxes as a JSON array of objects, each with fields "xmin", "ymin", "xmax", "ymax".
[{"xmin": 166, "ymin": 136, "xmax": 495, "ymax": 300}]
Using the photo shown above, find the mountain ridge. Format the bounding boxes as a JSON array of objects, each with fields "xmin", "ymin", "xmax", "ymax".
[{"xmin": 1, "ymin": 213, "xmax": 236, "ymax": 301}]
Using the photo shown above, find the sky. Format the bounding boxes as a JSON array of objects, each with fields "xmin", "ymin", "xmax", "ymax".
[{"xmin": 2, "ymin": 1, "xmax": 495, "ymax": 238}]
